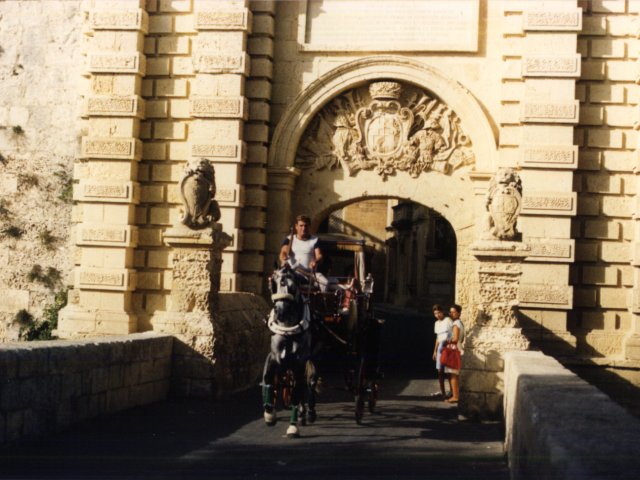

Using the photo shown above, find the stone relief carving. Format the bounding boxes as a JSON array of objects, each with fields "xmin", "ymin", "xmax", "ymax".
[
  {"xmin": 484, "ymin": 168, "xmax": 522, "ymax": 241},
  {"xmin": 179, "ymin": 159, "xmax": 221, "ymax": 229},
  {"xmin": 295, "ymin": 81, "xmax": 474, "ymax": 179}
]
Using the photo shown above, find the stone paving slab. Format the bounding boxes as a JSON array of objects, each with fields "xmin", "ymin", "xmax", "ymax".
[{"xmin": 0, "ymin": 375, "xmax": 508, "ymax": 480}]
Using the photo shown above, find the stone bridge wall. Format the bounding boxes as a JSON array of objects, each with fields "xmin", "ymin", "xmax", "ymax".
[
  {"xmin": 504, "ymin": 350, "xmax": 640, "ymax": 479},
  {"xmin": 0, "ymin": 333, "xmax": 172, "ymax": 445}
]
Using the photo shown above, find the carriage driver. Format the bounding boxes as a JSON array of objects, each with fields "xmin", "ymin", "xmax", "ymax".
[{"xmin": 279, "ymin": 215, "xmax": 329, "ymax": 290}]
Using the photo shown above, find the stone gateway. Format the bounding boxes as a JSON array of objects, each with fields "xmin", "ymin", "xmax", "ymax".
[{"xmin": 1, "ymin": 0, "xmax": 640, "ymax": 418}]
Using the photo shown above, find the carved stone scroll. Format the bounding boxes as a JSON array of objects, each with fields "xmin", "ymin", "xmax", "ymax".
[{"xmin": 295, "ymin": 81, "xmax": 474, "ymax": 179}]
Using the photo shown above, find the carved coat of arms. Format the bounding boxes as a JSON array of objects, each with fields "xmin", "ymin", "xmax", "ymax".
[
  {"xmin": 296, "ymin": 81, "xmax": 474, "ymax": 179},
  {"xmin": 484, "ymin": 168, "xmax": 522, "ymax": 241}
]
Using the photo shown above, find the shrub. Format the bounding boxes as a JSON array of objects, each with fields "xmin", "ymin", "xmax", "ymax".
[{"xmin": 19, "ymin": 289, "xmax": 68, "ymax": 341}]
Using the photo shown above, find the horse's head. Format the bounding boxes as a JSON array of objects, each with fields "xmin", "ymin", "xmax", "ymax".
[{"xmin": 269, "ymin": 266, "xmax": 303, "ymax": 326}]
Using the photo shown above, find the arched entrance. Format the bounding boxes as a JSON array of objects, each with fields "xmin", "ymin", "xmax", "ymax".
[
  {"xmin": 315, "ymin": 198, "xmax": 458, "ymax": 373},
  {"xmin": 266, "ymin": 57, "xmax": 512, "ymax": 417},
  {"xmin": 266, "ymin": 57, "xmax": 497, "ymax": 315}
]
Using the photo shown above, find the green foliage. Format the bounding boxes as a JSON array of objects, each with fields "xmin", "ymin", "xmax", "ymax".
[
  {"xmin": 53, "ymin": 166, "xmax": 73, "ymax": 203},
  {"xmin": 14, "ymin": 309, "xmax": 34, "ymax": 326},
  {"xmin": 19, "ymin": 173, "xmax": 39, "ymax": 188},
  {"xmin": 38, "ymin": 228, "xmax": 56, "ymax": 249},
  {"xmin": 19, "ymin": 289, "xmax": 68, "ymax": 341},
  {"xmin": 27, "ymin": 265, "xmax": 62, "ymax": 289},
  {"xmin": 12, "ymin": 125, "xmax": 24, "ymax": 135},
  {"xmin": 1, "ymin": 225, "xmax": 23, "ymax": 239}
]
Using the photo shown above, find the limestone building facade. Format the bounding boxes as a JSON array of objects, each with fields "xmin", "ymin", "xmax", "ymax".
[{"xmin": 2, "ymin": 0, "xmax": 640, "ymax": 415}]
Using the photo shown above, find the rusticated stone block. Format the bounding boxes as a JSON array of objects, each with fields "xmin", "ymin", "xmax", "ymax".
[
  {"xmin": 194, "ymin": 53, "xmax": 250, "ymax": 75},
  {"xmin": 520, "ymin": 145, "xmax": 578, "ymax": 169},
  {"xmin": 194, "ymin": 9, "xmax": 252, "ymax": 33},
  {"xmin": 88, "ymin": 53, "xmax": 146, "ymax": 75},
  {"xmin": 522, "ymin": 9, "xmax": 582, "ymax": 31},
  {"xmin": 75, "ymin": 181, "xmax": 140, "ymax": 204},
  {"xmin": 521, "ymin": 100, "xmax": 580, "ymax": 124},
  {"xmin": 521, "ymin": 54, "xmax": 580, "ymax": 78},
  {"xmin": 77, "ymin": 224, "xmax": 138, "ymax": 247},
  {"xmin": 189, "ymin": 97, "xmax": 249, "ymax": 119},
  {"xmin": 518, "ymin": 284, "xmax": 573, "ymax": 309},
  {"xmin": 521, "ymin": 192, "xmax": 577, "ymax": 215},
  {"xmin": 80, "ymin": 137, "xmax": 142, "ymax": 160},
  {"xmin": 190, "ymin": 140, "xmax": 246, "ymax": 163},
  {"xmin": 216, "ymin": 185, "xmax": 245, "ymax": 207},
  {"xmin": 89, "ymin": 9, "xmax": 149, "ymax": 33},
  {"xmin": 77, "ymin": 268, "xmax": 136, "ymax": 291},
  {"xmin": 84, "ymin": 96, "xmax": 145, "ymax": 118},
  {"xmin": 525, "ymin": 238, "xmax": 575, "ymax": 263}
]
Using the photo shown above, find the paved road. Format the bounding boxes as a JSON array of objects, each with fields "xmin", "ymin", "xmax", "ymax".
[
  {"xmin": 0, "ymin": 374, "xmax": 508, "ymax": 480},
  {"xmin": 1, "ymin": 305, "xmax": 509, "ymax": 479}
]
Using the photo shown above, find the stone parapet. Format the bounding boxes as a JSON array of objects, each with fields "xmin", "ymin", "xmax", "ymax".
[
  {"xmin": 504, "ymin": 351, "xmax": 640, "ymax": 480},
  {"xmin": 0, "ymin": 333, "xmax": 172, "ymax": 445}
]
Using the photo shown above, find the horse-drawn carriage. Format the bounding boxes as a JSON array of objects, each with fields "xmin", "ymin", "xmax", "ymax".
[{"xmin": 262, "ymin": 233, "xmax": 382, "ymax": 437}]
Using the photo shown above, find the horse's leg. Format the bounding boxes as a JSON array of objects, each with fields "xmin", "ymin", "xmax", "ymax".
[
  {"xmin": 262, "ymin": 335, "xmax": 283, "ymax": 425},
  {"xmin": 285, "ymin": 361, "xmax": 305, "ymax": 438},
  {"xmin": 305, "ymin": 359, "xmax": 318, "ymax": 423}
]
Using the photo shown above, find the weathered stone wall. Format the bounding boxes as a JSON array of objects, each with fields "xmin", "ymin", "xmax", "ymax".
[
  {"xmin": 0, "ymin": 1, "xmax": 82, "ymax": 341},
  {"xmin": 572, "ymin": 0, "xmax": 638, "ymax": 357},
  {"xmin": 0, "ymin": 333, "xmax": 172, "ymax": 445}
]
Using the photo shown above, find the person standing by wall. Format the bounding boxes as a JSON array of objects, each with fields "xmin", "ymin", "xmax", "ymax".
[
  {"xmin": 431, "ymin": 304, "xmax": 453, "ymax": 399},
  {"xmin": 445, "ymin": 304, "xmax": 465, "ymax": 403}
]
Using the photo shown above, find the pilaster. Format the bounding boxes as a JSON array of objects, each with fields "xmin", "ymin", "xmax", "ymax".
[
  {"xmin": 500, "ymin": 0, "xmax": 580, "ymax": 353},
  {"xmin": 265, "ymin": 166, "xmax": 300, "ymax": 265},
  {"xmin": 190, "ymin": 0, "xmax": 252, "ymax": 294},
  {"xmin": 58, "ymin": 0, "xmax": 148, "ymax": 337},
  {"xmin": 461, "ymin": 241, "xmax": 531, "ymax": 420},
  {"xmin": 626, "ymin": 19, "xmax": 640, "ymax": 357}
]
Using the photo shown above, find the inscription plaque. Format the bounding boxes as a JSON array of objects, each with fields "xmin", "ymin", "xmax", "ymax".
[{"xmin": 299, "ymin": 0, "xmax": 479, "ymax": 52}]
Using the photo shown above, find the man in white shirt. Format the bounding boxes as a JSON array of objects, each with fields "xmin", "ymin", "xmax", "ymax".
[{"xmin": 279, "ymin": 215, "xmax": 323, "ymax": 269}]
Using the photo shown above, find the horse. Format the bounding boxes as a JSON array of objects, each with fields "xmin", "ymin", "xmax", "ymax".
[{"xmin": 261, "ymin": 263, "xmax": 318, "ymax": 438}]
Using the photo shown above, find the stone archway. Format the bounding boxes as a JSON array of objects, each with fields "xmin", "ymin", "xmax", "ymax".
[
  {"xmin": 266, "ymin": 57, "xmax": 528, "ymax": 419},
  {"xmin": 266, "ymin": 57, "xmax": 497, "ymax": 313}
]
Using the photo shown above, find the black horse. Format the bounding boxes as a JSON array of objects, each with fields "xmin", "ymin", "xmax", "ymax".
[{"xmin": 261, "ymin": 264, "xmax": 317, "ymax": 438}]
